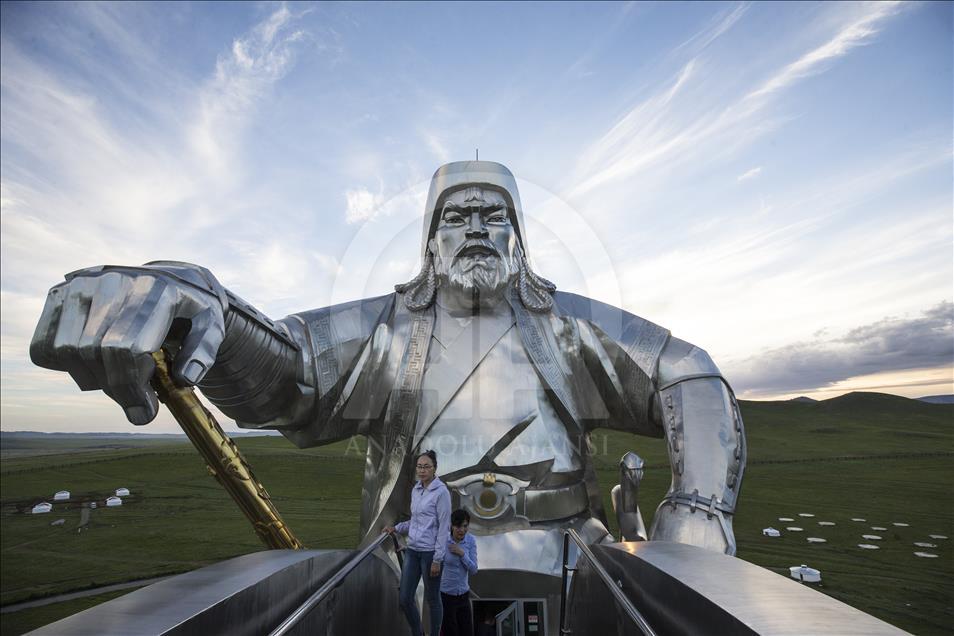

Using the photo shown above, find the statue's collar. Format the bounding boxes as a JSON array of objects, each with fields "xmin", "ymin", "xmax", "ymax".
[{"xmin": 432, "ymin": 300, "xmax": 513, "ymax": 350}]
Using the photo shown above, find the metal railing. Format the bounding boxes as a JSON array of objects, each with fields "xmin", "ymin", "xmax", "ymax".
[
  {"xmin": 269, "ymin": 533, "xmax": 403, "ymax": 636},
  {"xmin": 558, "ymin": 529, "xmax": 656, "ymax": 636}
]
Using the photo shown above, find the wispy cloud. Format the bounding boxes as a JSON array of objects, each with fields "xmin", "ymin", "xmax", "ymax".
[
  {"xmin": 1, "ymin": 3, "xmax": 310, "ymax": 267},
  {"xmin": 568, "ymin": 2, "xmax": 905, "ymax": 198},
  {"xmin": 0, "ymin": 4, "xmax": 316, "ymax": 431},
  {"xmin": 605, "ymin": 142, "xmax": 952, "ymax": 365},
  {"xmin": 743, "ymin": 2, "xmax": 903, "ymax": 103},
  {"xmin": 421, "ymin": 130, "xmax": 451, "ymax": 164},
  {"xmin": 190, "ymin": 4, "xmax": 307, "ymax": 183},
  {"xmin": 564, "ymin": 1, "xmax": 647, "ymax": 80},
  {"xmin": 736, "ymin": 166, "xmax": 762, "ymax": 182},
  {"xmin": 569, "ymin": 59, "xmax": 698, "ymax": 196},
  {"xmin": 674, "ymin": 2, "xmax": 751, "ymax": 55},
  {"xmin": 345, "ymin": 187, "xmax": 385, "ymax": 224}
]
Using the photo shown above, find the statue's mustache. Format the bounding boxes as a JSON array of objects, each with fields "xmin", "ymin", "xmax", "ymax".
[{"xmin": 454, "ymin": 238, "xmax": 500, "ymax": 260}]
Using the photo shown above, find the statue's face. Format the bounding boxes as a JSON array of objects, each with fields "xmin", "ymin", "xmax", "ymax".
[{"xmin": 429, "ymin": 186, "xmax": 518, "ymax": 303}]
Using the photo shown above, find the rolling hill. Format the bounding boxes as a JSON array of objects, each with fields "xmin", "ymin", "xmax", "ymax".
[{"xmin": 1, "ymin": 392, "xmax": 951, "ymax": 634}]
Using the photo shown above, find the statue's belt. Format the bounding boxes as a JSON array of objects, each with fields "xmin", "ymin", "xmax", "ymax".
[
  {"xmin": 446, "ymin": 473, "xmax": 589, "ymax": 524},
  {"xmin": 661, "ymin": 490, "xmax": 734, "ymax": 517}
]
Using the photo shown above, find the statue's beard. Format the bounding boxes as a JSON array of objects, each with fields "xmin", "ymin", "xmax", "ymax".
[
  {"xmin": 447, "ymin": 255, "xmax": 513, "ymax": 297},
  {"xmin": 396, "ymin": 241, "xmax": 555, "ymax": 314},
  {"xmin": 435, "ymin": 247, "xmax": 515, "ymax": 307}
]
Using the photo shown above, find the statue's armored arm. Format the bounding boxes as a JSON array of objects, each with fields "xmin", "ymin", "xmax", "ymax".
[
  {"xmin": 648, "ymin": 336, "xmax": 746, "ymax": 555},
  {"xmin": 196, "ymin": 292, "xmax": 309, "ymax": 429},
  {"xmin": 141, "ymin": 262, "xmax": 311, "ymax": 428},
  {"xmin": 30, "ymin": 260, "xmax": 310, "ymax": 428}
]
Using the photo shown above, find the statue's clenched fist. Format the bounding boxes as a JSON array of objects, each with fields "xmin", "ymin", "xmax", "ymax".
[{"xmin": 29, "ymin": 262, "xmax": 227, "ymax": 425}]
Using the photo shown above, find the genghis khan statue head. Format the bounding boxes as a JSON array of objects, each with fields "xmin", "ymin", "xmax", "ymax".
[{"xmin": 397, "ymin": 161, "xmax": 556, "ymax": 312}]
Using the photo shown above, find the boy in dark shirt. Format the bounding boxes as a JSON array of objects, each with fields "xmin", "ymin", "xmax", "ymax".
[{"xmin": 440, "ymin": 509, "xmax": 478, "ymax": 636}]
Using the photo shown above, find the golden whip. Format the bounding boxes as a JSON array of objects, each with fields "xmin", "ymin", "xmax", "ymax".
[{"xmin": 150, "ymin": 350, "xmax": 304, "ymax": 550}]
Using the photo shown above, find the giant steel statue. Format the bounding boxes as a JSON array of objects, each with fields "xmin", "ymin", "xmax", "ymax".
[{"xmin": 30, "ymin": 161, "xmax": 745, "ymax": 591}]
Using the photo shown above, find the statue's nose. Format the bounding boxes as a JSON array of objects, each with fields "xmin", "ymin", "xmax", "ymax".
[{"xmin": 465, "ymin": 213, "xmax": 488, "ymax": 239}]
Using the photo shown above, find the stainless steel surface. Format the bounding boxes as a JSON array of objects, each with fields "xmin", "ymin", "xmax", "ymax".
[
  {"xmin": 612, "ymin": 452, "xmax": 647, "ymax": 542},
  {"xmin": 650, "ymin": 337, "xmax": 746, "ymax": 554},
  {"xmin": 569, "ymin": 541, "xmax": 908, "ymax": 635},
  {"xmin": 419, "ymin": 161, "xmax": 530, "ymax": 258},
  {"xmin": 27, "ymin": 549, "xmax": 408, "ymax": 636},
  {"xmin": 270, "ymin": 533, "xmax": 396, "ymax": 635},
  {"xmin": 28, "ymin": 260, "xmax": 303, "ymax": 427},
  {"xmin": 27, "ymin": 160, "xmax": 925, "ymax": 635},
  {"xmin": 560, "ymin": 529, "xmax": 656, "ymax": 636},
  {"xmin": 197, "ymin": 288, "xmax": 303, "ymax": 428},
  {"xmin": 470, "ymin": 570, "xmax": 563, "ymax": 636},
  {"xmin": 468, "ymin": 516, "xmax": 607, "ymax": 575},
  {"xmin": 559, "ymin": 532, "xmax": 571, "ymax": 636},
  {"xmin": 29, "ymin": 161, "xmax": 750, "ymax": 623}
]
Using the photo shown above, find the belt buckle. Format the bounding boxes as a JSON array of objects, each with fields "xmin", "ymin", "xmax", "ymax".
[{"xmin": 446, "ymin": 473, "xmax": 530, "ymax": 522}]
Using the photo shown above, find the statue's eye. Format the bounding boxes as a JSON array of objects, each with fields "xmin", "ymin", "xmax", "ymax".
[
  {"xmin": 443, "ymin": 213, "xmax": 464, "ymax": 224},
  {"xmin": 488, "ymin": 215, "xmax": 507, "ymax": 224}
]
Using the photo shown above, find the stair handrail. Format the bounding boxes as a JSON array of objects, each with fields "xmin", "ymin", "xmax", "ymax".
[
  {"xmin": 559, "ymin": 529, "xmax": 656, "ymax": 636},
  {"xmin": 269, "ymin": 532, "xmax": 402, "ymax": 636}
]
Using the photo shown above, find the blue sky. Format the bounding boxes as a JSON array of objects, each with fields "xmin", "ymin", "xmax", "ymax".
[{"xmin": 1, "ymin": 1, "xmax": 951, "ymax": 433}]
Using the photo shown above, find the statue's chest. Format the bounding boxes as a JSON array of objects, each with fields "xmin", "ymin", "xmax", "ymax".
[{"xmin": 415, "ymin": 320, "xmax": 581, "ymax": 477}]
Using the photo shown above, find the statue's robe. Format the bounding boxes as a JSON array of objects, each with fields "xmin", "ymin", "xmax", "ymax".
[{"xmin": 251, "ymin": 289, "xmax": 670, "ymax": 573}]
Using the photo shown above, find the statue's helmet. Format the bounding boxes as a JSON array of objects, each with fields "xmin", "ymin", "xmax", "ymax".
[
  {"xmin": 420, "ymin": 161, "xmax": 528, "ymax": 258},
  {"xmin": 398, "ymin": 160, "xmax": 554, "ymax": 312}
]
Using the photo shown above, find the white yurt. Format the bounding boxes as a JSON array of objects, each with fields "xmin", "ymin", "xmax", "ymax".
[
  {"xmin": 115, "ymin": 488, "xmax": 130, "ymax": 497},
  {"xmin": 789, "ymin": 565, "xmax": 821, "ymax": 583},
  {"xmin": 105, "ymin": 496, "xmax": 123, "ymax": 507},
  {"xmin": 32, "ymin": 502, "xmax": 53, "ymax": 514},
  {"xmin": 53, "ymin": 490, "xmax": 70, "ymax": 501},
  {"xmin": 762, "ymin": 528, "xmax": 780, "ymax": 537}
]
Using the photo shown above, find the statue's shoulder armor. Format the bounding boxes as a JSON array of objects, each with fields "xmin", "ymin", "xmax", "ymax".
[
  {"xmin": 552, "ymin": 291, "xmax": 670, "ymax": 376},
  {"xmin": 657, "ymin": 336, "xmax": 721, "ymax": 388},
  {"xmin": 282, "ymin": 293, "xmax": 396, "ymax": 353},
  {"xmin": 287, "ymin": 293, "xmax": 394, "ymax": 341}
]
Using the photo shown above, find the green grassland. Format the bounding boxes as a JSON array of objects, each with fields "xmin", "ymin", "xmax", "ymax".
[
  {"xmin": 1, "ymin": 393, "xmax": 951, "ymax": 634},
  {"xmin": 0, "ymin": 589, "xmax": 135, "ymax": 635}
]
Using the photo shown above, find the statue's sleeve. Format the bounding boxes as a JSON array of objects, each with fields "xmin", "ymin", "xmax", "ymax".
[
  {"xmin": 553, "ymin": 292, "xmax": 669, "ymax": 436},
  {"xmin": 648, "ymin": 336, "xmax": 745, "ymax": 554},
  {"xmin": 556, "ymin": 291, "xmax": 745, "ymax": 555},
  {"xmin": 201, "ymin": 293, "xmax": 395, "ymax": 448}
]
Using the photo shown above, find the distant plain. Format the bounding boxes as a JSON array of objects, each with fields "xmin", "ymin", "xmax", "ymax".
[{"xmin": 1, "ymin": 393, "xmax": 951, "ymax": 635}]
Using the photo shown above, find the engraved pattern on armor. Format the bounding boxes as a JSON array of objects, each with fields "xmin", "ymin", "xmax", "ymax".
[
  {"xmin": 726, "ymin": 392, "xmax": 745, "ymax": 492},
  {"xmin": 384, "ymin": 310, "xmax": 434, "ymax": 456},
  {"xmin": 662, "ymin": 384, "xmax": 685, "ymax": 476},
  {"xmin": 624, "ymin": 322, "xmax": 670, "ymax": 383},
  {"xmin": 509, "ymin": 291, "xmax": 576, "ymax": 421},
  {"xmin": 309, "ymin": 311, "xmax": 340, "ymax": 396}
]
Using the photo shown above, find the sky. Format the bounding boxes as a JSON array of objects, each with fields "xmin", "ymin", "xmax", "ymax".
[{"xmin": 1, "ymin": 1, "xmax": 951, "ymax": 434}]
